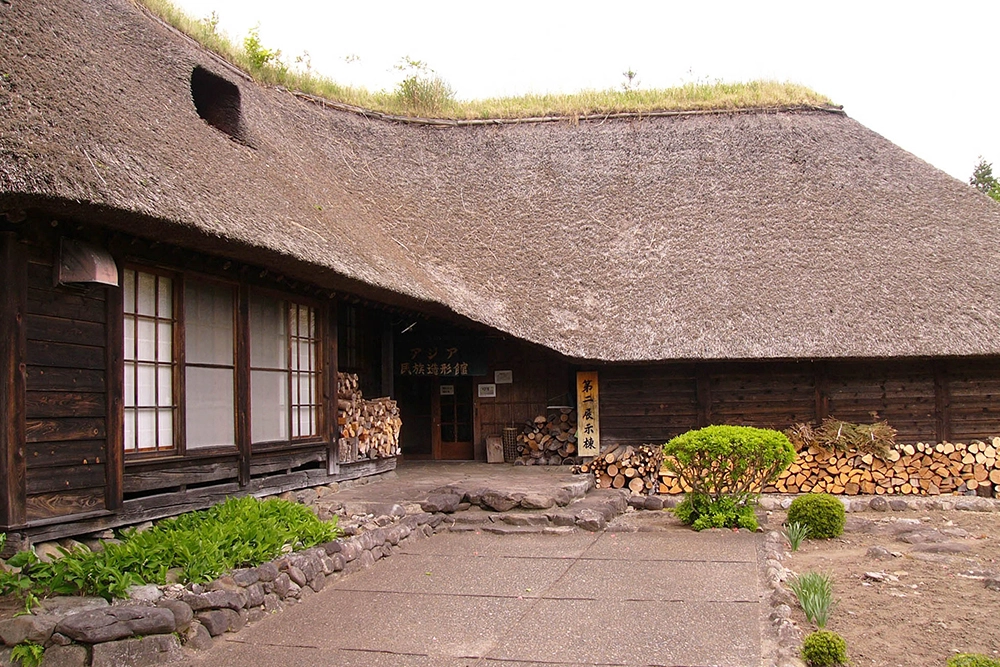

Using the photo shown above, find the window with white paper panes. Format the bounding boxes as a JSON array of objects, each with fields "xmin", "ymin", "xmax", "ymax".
[
  {"xmin": 123, "ymin": 269, "xmax": 176, "ymax": 453},
  {"xmin": 249, "ymin": 292, "xmax": 319, "ymax": 444}
]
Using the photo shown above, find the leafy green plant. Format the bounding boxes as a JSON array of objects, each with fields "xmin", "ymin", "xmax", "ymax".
[
  {"xmin": 948, "ymin": 654, "xmax": 1000, "ymax": 667},
  {"xmin": 783, "ymin": 521, "xmax": 810, "ymax": 551},
  {"xmin": 6, "ymin": 497, "xmax": 339, "ymax": 601},
  {"xmin": 672, "ymin": 493, "xmax": 759, "ymax": 531},
  {"xmin": 243, "ymin": 25, "xmax": 282, "ymax": 71},
  {"xmin": 10, "ymin": 641, "xmax": 44, "ymax": 667},
  {"xmin": 801, "ymin": 630, "xmax": 848, "ymax": 667},
  {"xmin": 787, "ymin": 494, "xmax": 845, "ymax": 539},
  {"xmin": 789, "ymin": 571, "xmax": 834, "ymax": 628},
  {"xmin": 663, "ymin": 426, "xmax": 796, "ymax": 504}
]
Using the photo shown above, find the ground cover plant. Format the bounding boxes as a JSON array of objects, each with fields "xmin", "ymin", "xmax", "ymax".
[
  {"xmin": 948, "ymin": 655, "xmax": 1000, "ymax": 667},
  {"xmin": 0, "ymin": 496, "xmax": 339, "ymax": 605},
  {"xmin": 138, "ymin": 0, "xmax": 835, "ymax": 119},
  {"xmin": 787, "ymin": 493, "xmax": 845, "ymax": 539},
  {"xmin": 664, "ymin": 425, "xmax": 795, "ymax": 530}
]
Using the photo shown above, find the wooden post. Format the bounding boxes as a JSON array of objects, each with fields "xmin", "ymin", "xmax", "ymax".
[
  {"xmin": 380, "ymin": 313, "xmax": 393, "ymax": 399},
  {"xmin": 695, "ymin": 367, "xmax": 711, "ymax": 427},
  {"xmin": 0, "ymin": 232, "xmax": 27, "ymax": 528},
  {"xmin": 235, "ymin": 281, "xmax": 251, "ymax": 487},
  {"xmin": 325, "ymin": 299, "xmax": 339, "ymax": 474},
  {"xmin": 814, "ymin": 361, "xmax": 829, "ymax": 423},
  {"xmin": 105, "ymin": 267, "xmax": 124, "ymax": 511},
  {"xmin": 934, "ymin": 362, "xmax": 951, "ymax": 443}
]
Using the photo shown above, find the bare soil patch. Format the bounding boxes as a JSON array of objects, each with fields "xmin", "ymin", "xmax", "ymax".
[{"xmin": 773, "ymin": 508, "xmax": 1000, "ymax": 666}]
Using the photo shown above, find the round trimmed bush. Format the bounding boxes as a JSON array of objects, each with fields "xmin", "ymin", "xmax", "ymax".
[
  {"xmin": 801, "ymin": 630, "xmax": 848, "ymax": 667},
  {"xmin": 948, "ymin": 654, "xmax": 1000, "ymax": 667},
  {"xmin": 787, "ymin": 493, "xmax": 845, "ymax": 539}
]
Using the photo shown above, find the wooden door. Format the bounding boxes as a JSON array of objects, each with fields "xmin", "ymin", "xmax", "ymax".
[{"xmin": 436, "ymin": 377, "xmax": 474, "ymax": 460}]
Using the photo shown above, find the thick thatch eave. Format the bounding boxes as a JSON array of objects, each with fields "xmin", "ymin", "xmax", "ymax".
[{"xmin": 3, "ymin": 0, "xmax": 1000, "ymax": 363}]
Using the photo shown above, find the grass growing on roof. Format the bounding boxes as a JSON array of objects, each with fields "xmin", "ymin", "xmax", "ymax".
[{"xmin": 139, "ymin": 0, "xmax": 835, "ymax": 119}]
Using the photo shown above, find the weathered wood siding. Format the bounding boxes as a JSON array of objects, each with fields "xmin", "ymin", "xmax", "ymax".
[
  {"xmin": 24, "ymin": 253, "xmax": 109, "ymax": 521},
  {"xmin": 598, "ymin": 365, "xmax": 698, "ymax": 446},
  {"xmin": 475, "ymin": 340, "xmax": 571, "ymax": 457},
  {"xmin": 949, "ymin": 359, "xmax": 1000, "ymax": 443},
  {"xmin": 600, "ymin": 359, "xmax": 1000, "ymax": 448}
]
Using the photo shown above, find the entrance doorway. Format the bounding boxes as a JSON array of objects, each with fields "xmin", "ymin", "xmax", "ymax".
[
  {"xmin": 438, "ymin": 376, "xmax": 473, "ymax": 459},
  {"xmin": 395, "ymin": 376, "xmax": 475, "ymax": 460}
]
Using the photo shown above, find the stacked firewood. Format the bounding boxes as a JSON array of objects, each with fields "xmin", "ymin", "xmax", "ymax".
[
  {"xmin": 337, "ymin": 373, "xmax": 402, "ymax": 463},
  {"xmin": 576, "ymin": 444, "xmax": 663, "ymax": 495},
  {"xmin": 659, "ymin": 438, "xmax": 1000, "ymax": 496},
  {"xmin": 513, "ymin": 409, "xmax": 578, "ymax": 465}
]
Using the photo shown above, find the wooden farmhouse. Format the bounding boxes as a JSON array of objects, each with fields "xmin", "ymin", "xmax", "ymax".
[{"xmin": 3, "ymin": 0, "xmax": 1000, "ymax": 543}]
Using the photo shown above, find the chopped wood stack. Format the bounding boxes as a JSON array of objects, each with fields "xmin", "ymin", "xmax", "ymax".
[
  {"xmin": 576, "ymin": 444, "xmax": 663, "ymax": 495},
  {"xmin": 513, "ymin": 409, "xmax": 578, "ymax": 465},
  {"xmin": 337, "ymin": 373, "xmax": 402, "ymax": 463},
  {"xmin": 659, "ymin": 437, "xmax": 1000, "ymax": 497}
]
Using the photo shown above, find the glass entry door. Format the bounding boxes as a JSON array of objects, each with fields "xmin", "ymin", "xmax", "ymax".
[{"xmin": 437, "ymin": 377, "xmax": 473, "ymax": 460}]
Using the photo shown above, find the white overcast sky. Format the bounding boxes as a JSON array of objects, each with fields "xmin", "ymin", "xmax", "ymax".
[{"xmin": 172, "ymin": 0, "xmax": 998, "ymax": 182}]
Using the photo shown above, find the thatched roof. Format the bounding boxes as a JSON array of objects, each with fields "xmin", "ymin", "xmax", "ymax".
[{"xmin": 3, "ymin": 0, "xmax": 1000, "ymax": 362}]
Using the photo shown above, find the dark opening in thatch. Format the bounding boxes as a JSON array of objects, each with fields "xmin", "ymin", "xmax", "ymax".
[{"xmin": 190, "ymin": 66, "xmax": 247, "ymax": 145}]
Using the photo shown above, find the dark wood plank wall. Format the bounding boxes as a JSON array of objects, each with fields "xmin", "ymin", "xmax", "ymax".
[
  {"xmin": 24, "ymin": 253, "xmax": 109, "ymax": 522},
  {"xmin": 948, "ymin": 359, "xmax": 1000, "ymax": 443},
  {"xmin": 601, "ymin": 360, "xmax": 1000, "ymax": 448},
  {"xmin": 598, "ymin": 365, "xmax": 699, "ymax": 445},
  {"xmin": 475, "ymin": 340, "xmax": 572, "ymax": 452},
  {"xmin": 710, "ymin": 362, "xmax": 817, "ymax": 430}
]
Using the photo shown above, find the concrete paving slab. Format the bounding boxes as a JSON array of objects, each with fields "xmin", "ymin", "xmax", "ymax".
[
  {"xmin": 587, "ymin": 529, "xmax": 758, "ymax": 562},
  {"xmin": 224, "ymin": 588, "xmax": 533, "ymax": 658},
  {"xmin": 193, "ymin": 642, "xmax": 471, "ymax": 667},
  {"xmin": 549, "ymin": 559, "xmax": 760, "ymax": 602},
  {"xmin": 398, "ymin": 529, "xmax": 600, "ymax": 560},
  {"xmin": 484, "ymin": 599, "xmax": 762, "ymax": 666},
  {"xmin": 334, "ymin": 552, "xmax": 576, "ymax": 598}
]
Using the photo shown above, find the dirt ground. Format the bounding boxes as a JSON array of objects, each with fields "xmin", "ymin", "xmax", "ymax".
[{"xmin": 770, "ymin": 507, "xmax": 1000, "ymax": 667}]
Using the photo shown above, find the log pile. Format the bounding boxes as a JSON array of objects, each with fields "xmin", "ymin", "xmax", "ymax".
[
  {"xmin": 658, "ymin": 438, "xmax": 1000, "ymax": 497},
  {"xmin": 513, "ymin": 409, "xmax": 578, "ymax": 465},
  {"xmin": 576, "ymin": 444, "xmax": 663, "ymax": 495},
  {"xmin": 337, "ymin": 373, "xmax": 402, "ymax": 463}
]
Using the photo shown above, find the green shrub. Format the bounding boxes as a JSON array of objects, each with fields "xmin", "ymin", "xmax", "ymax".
[
  {"xmin": 672, "ymin": 493, "xmax": 759, "ymax": 531},
  {"xmin": 801, "ymin": 630, "xmax": 848, "ymax": 667},
  {"xmin": 787, "ymin": 494, "xmax": 845, "ymax": 539},
  {"xmin": 663, "ymin": 426, "xmax": 796, "ymax": 503},
  {"xmin": 948, "ymin": 654, "xmax": 1000, "ymax": 667}
]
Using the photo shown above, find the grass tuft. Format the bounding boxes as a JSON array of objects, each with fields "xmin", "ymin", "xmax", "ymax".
[
  {"xmin": 137, "ymin": 0, "xmax": 835, "ymax": 120},
  {"xmin": 783, "ymin": 521, "xmax": 810, "ymax": 551},
  {"xmin": 788, "ymin": 571, "xmax": 834, "ymax": 628}
]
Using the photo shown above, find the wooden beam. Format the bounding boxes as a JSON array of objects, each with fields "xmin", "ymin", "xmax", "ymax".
[
  {"xmin": 235, "ymin": 281, "xmax": 251, "ymax": 486},
  {"xmin": 105, "ymin": 275, "xmax": 124, "ymax": 510},
  {"xmin": 380, "ymin": 313, "xmax": 394, "ymax": 398},
  {"xmin": 0, "ymin": 233, "xmax": 27, "ymax": 528},
  {"xmin": 814, "ymin": 360, "xmax": 829, "ymax": 422},
  {"xmin": 695, "ymin": 366, "xmax": 711, "ymax": 427},
  {"xmin": 325, "ymin": 299, "xmax": 339, "ymax": 475},
  {"xmin": 934, "ymin": 361, "xmax": 951, "ymax": 443}
]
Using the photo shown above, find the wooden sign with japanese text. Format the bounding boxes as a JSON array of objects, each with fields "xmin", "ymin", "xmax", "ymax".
[{"xmin": 576, "ymin": 371, "xmax": 600, "ymax": 457}]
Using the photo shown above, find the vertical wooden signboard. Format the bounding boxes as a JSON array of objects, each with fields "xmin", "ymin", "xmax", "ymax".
[{"xmin": 576, "ymin": 371, "xmax": 600, "ymax": 457}]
